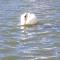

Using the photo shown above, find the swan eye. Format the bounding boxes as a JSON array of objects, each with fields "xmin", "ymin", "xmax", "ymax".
[
  {"xmin": 24, "ymin": 13, "xmax": 28, "ymax": 20},
  {"xmin": 25, "ymin": 14, "xmax": 27, "ymax": 18}
]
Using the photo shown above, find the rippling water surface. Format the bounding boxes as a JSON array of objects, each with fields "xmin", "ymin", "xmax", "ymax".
[{"xmin": 0, "ymin": 0, "xmax": 60, "ymax": 60}]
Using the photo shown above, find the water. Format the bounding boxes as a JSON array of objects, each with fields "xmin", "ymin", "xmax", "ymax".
[{"xmin": 0, "ymin": 0, "xmax": 60, "ymax": 60}]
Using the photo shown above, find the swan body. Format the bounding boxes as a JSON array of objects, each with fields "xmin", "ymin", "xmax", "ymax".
[{"xmin": 20, "ymin": 13, "xmax": 38, "ymax": 25}]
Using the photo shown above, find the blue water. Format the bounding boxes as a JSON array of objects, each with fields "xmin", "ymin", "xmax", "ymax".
[{"xmin": 0, "ymin": 0, "xmax": 60, "ymax": 60}]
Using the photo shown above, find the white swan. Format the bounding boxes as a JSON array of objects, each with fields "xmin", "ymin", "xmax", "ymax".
[{"xmin": 20, "ymin": 12, "xmax": 38, "ymax": 25}]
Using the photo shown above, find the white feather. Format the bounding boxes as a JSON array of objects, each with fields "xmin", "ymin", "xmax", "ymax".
[{"xmin": 20, "ymin": 13, "xmax": 38, "ymax": 25}]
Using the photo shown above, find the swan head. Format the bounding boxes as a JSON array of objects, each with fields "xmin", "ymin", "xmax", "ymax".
[{"xmin": 20, "ymin": 12, "xmax": 38, "ymax": 25}]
